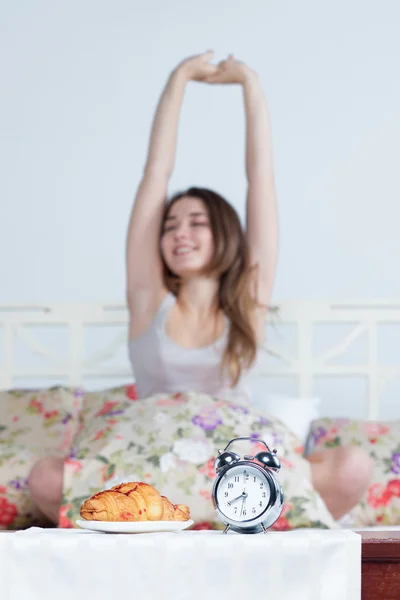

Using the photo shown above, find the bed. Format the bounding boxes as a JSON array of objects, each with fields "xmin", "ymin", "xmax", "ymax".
[
  {"xmin": 1, "ymin": 299, "xmax": 400, "ymax": 416},
  {"xmin": 1, "ymin": 300, "xmax": 400, "ymax": 598}
]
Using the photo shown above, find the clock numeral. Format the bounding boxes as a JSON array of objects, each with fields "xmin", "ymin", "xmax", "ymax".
[
  {"xmin": 260, "ymin": 482, "xmax": 264, "ymax": 488},
  {"xmin": 234, "ymin": 476, "xmax": 240, "ymax": 482},
  {"xmin": 259, "ymin": 501, "xmax": 263, "ymax": 507},
  {"xmin": 243, "ymin": 510, "xmax": 247, "ymax": 516},
  {"xmin": 262, "ymin": 492, "xmax": 266, "ymax": 498},
  {"xmin": 228, "ymin": 483, "xmax": 233, "ymax": 489},
  {"xmin": 234, "ymin": 507, "xmax": 238, "ymax": 514},
  {"xmin": 254, "ymin": 476, "xmax": 257, "ymax": 482},
  {"xmin": 224, "ymin": 492, "xmax": 228, "ymax": 497},
  {"xmin": 252, "ymin": 507, "xmax": 256, "ymax": 514},
  {"xmin": 245, "ymin": 473, "xmax": 250, "ymax": 480}
]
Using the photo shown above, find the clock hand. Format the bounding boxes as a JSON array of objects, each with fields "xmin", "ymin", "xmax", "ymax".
[
  {"xmin": 240, "ymin": 495, "xmax": 246, "ymax": 517},
  {"xmin": 227, "ymin": 492, "xmax": 247, "ymax": 506},
  {"xmin": 240, "ymin": 481, "xmax": 248, "ymax": 517}
]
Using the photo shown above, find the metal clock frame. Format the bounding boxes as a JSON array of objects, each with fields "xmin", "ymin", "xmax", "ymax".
[{"xmin": 212, "ymin": 436, "xmax": 284, "ymax": 534}]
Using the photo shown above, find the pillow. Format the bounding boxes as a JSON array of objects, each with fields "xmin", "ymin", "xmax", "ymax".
[
  {"xmin": 252, "ymin": 394, "xmax": 320, "ymax": 445},
  {"xmin": 60, "ymin": 388, "xmax": 337, "ymax": 531},
  {"xmin": 306, "ymin": 418, "xmax": 400, "ymax": 526}
]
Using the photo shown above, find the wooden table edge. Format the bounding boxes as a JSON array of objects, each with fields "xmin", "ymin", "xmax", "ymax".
[{"xmin": 360, "ymin": 530, "xmax": 400, "ymax": 561}]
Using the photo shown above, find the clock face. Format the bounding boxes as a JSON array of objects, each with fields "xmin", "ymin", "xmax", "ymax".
[{"xmin": 215, "ymin": 464, "xmax": 271, "ymax": 522}]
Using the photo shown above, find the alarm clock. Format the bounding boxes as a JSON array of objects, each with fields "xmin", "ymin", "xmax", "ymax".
[{"xmin": 212, "ymin": 436, "xmax": 284, "ymax": 534}]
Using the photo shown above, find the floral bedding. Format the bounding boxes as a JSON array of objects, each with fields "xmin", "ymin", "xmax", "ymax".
[
  {"xmin": 1, "ymin": 385, "xmax": 338, "ymax": 531},
  {"xmin": 60, "ymin": 387, "xmax": 337, "ymax": 531}
]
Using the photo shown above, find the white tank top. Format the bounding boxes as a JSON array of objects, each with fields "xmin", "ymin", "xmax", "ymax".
[{"xmin": 128, "ymin": 293, "xmax": 254, "ymax": 403}]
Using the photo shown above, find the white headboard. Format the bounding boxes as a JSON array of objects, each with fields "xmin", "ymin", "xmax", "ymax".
[{"xmin": 1, "ymin": 301, "xmax": 400, "ymax": 420}]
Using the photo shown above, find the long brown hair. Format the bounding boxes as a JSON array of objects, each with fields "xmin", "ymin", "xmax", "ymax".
[{"xmin": 160, "ymin": 187, "xmax": 258, "ymax": 386}]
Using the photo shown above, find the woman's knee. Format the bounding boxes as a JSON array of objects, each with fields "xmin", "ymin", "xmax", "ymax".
[
  {"xmin": 28, "ymin": 457, "xmax": 64, "ymax": 501},
  {"xmin": 309, "ymin": 445, "xmax": 373, "ymax": 519},
  {"xmin": 334, "ymin": 446, "xmax": 374, "ymax": 494}
]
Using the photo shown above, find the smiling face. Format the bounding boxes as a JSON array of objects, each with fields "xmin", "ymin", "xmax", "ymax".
[{"xmin": 160, "ymin": 196, "xmax": 215, "ymax": 279}]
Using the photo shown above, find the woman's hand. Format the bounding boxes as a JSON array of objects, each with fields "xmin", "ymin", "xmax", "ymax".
[
  {"xmin": 175, "ymin": 50, "xmax": 218, "ymax": 82},
  {"xmin": 203, "ymin": 54, "xmax": 256, "ymax": 85}
]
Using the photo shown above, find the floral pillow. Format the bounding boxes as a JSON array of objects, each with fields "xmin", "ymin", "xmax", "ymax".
[
  {"xmin": 307, "ymin": 418, "xmax": 400, "ymax": 526},
  {"xmin": 60, "ymin": 388, "xmax": 337, "ymax": 531},
  {"xmin": 0, "ymin": 386, "xmax": 83, "ymax": 530}
]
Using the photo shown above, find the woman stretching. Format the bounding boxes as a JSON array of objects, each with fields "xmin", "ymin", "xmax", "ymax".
[{"xmin": 28, "ymin": 51, "xmax": 373, "ymax": 524}]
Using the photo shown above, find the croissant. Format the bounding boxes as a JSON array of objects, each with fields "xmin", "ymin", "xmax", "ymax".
[{"xmin": 79, "ymin": 482, "xmax": 191, "ymax": 522}]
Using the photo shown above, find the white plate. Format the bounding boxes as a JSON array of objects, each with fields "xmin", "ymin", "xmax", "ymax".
[{"xmin": 76, "ymin": 519, "xmax": 194, "ymax": 534}]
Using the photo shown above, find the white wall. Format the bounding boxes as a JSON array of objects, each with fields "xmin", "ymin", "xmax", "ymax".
[
  {"xmin": 2, "ymin": 0, "xmax": 400, "ymax": 304},
  {"xmin": 1, "ymin": 1, "xmax": 400, "ymax": 415}
]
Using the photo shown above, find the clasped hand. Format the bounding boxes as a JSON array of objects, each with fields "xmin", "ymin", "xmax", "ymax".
[{"xmin": 175, "ymin": 50, "xmax": 255, "ymax": 85}]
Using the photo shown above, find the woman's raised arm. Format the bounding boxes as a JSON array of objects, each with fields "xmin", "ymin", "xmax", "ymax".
[
  {"xmin": 243, "ymin": 68, "xmax": 278, "ymax": 306},
  {"xmin": 205, "ymin": 56, "xmax": 279, "ymax": 306},
  {"xmin": 126, "ymin": 52, "xmax": 217, "ymax": 324}
]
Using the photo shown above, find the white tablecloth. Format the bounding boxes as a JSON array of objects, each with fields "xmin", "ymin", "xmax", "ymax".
[{"xmin": 0, "ymin": 528, "xmax": 361, "ymax": 600}]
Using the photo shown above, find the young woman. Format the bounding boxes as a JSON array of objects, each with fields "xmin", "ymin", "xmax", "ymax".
[{"xmin": 28, "ymin": 51, "xmax": 372, "ymax": 524}]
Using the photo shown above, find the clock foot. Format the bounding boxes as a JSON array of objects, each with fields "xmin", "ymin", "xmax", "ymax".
[
  {"xmin": 223, "ymin": 524, "xmax": 230, "ymax": 535},
  {"xmin": 261, "ymin": 523, "xmax": 268, "ymax": 534}
]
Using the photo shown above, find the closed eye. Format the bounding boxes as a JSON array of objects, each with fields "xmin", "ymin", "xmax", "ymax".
[
  {"xmin": 191, "ymin": 221, "xmax": 209, "ymax": 227},
  {"xmin": 163, "ymin": 219, "xmax": 209, "ymax": 233}
]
